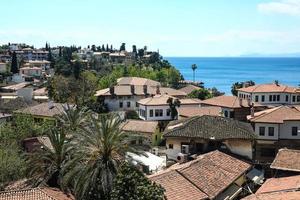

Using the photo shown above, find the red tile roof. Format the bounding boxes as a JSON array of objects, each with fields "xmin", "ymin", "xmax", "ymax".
[
  {"xmin": 242, "ymin": 191, "xmax": 300, "ymax": 200},
  {"xmin": 150, "ymin": 170, "xmax": 208, "ymax": 200},
  {"xmin": 0, "ymin": 187, "xmax": 74, "ymax": 200},
  {"xmin": 256, "ymin": 175, "xmax": 300, "ymax": 194},
  {"xmin": 248, "ymin": 106, "xmax": 300, "ymax": 123},
  {"xmin": 237, "ymin": 83, "xmax": 299, "ymax": 93},
  {"xmin": 149, "ymin": 150, "xmax": 251, "ymax": 200},
  {"xmin": 178, "ymin": 106, "xmax": 222, "ymax": 118},
  {"xmin": 270, "ymin": 149, "xmax": 300, "ymax": 172},
  {"xmin": 200, "ymin": 96, "xmax": 262, "ymax": 109}
]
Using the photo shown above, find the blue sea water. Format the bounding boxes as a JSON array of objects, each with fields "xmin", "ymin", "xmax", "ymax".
[{"xmin": 166, "ymin": 57, "xmax": 300, "ymax": 95}]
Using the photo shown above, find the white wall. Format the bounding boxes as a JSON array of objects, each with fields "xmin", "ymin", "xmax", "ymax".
[
  {"xmin": 104, "ymin": 95, "xmax": 143, "ymax": 111},
  {"xmin": 238, "ymin": 91, "xmax": 300, "ymax": 105},
  {"xmin": 139, "ymin": 105, "xmax": 172, "ymax": 121},
  {"xmin": 279, "ymin": 121, "xmax": 300, "ymax": 139},
  {"xmin": 254, "ymin": 123, "xmax": 279, "ymax": 140},
  {"xmin": 0, "ymin": 63, "xmax": 7, "ymax": 73}
]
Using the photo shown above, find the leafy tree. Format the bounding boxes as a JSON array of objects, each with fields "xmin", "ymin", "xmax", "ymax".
[
  {"xmin": 10, "ymin": 51, "xmax": 18, "ymax": 74},
  {"xmin": 91, "ymin": 45, "xmax": 96, "ymax": 52},
  {"xmin": 0, "ymin": 143, "xmax": 26, "ymax": 189},
  {"xmin": 120, "ymin": 43, "xmax": 126, "ymax": 51},
  {"xmin": 63, "ymin": 114, "xmax": 139, "ymax": 200},
  {"xmin": 167, "ymin": 97, "xmax": 181, "ymax": 120},
  {"xmin": 72, "ymin": 60, "xmax": 83, "ymax": 79},
  {"xmin": 188, "ymin": 88, "xmax": 213, "ymax": 100},
  {"xmin": 191, "ymin": 64, "xmax": 197, "ymax": 82},
  {"xmin": 210, "ymin": 87, "xmax": 224, "ymax": 97},
  {"xmin": 132, "ymin": 45, "xmax": 137, "ymax": 54},
  {"xmin": 231, "ymin": 80, "xmax": 255, "ymax": 96},
  {"xmin": 27, "ymin": 128, "xmax": 69, "ymax": 188},
  {"xmin": 110, "ymin": 163, "xmax": 165, "ymax": 200},
  {"xmin": 138, "ymin": 49, "xmax": 144, "ymax": 58}
]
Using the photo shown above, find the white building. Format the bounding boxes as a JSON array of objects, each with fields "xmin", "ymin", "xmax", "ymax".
[
  {"xmin": 238, "ymin": 82, "xmax": 300, "ymax": 106},
  {"xmin": 248, "ymin": 105, "xmax": 300, "ymax": 162},
  {"xmin": 138, "ymin": 94, "xmax": 201, "ymax": 121},
  {"xmin": 95, "ymin": 77, "xmax": 187, "ymax": 112}
]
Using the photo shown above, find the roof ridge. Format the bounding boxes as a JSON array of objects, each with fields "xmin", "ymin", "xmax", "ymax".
[{"xmin": 251, "ymin": 105, "xmax": 285, "ymax": 122}]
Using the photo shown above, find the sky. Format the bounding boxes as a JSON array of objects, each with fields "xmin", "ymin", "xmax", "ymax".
[{"xmin": 1, "ymin": 0, "xmax": 300, "ymax": 56}]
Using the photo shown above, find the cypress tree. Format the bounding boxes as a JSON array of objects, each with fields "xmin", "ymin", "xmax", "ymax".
[
  {"xmin": 11, "ymin": 51, "xmax": 18, "ymax": 74},
  {"xmin": 101, "ymin": 44, "xmax": 105, "ymax": 51},
  {"xmin": 106, "ymin": 44, "xmax": 109, "ymax": 52}
]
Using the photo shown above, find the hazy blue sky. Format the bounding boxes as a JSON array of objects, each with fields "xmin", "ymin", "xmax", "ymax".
[{"xmin": 1, "ymin": 0, "xmax": 300, "ymax": 56}]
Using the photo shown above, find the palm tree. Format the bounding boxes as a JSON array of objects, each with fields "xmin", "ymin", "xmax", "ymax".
[
  {"xmin": 63, "ymin": 114, "xmax": 139, "ymax": 200},
  {"xmin": 56, "ymin": 104, "xmax": 90, "ymax": 133},
  {"xmin": 191, "ymin": 64, "xmax": 197, "ymax": 82},
  {"xmin": 27, "ymin": 128, "xmax": 69, "ymax": 189}
]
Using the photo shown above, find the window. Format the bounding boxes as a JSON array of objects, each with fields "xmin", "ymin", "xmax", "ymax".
[
  {"xmin": 292, "ymin": 127, "xmax": 298, "ymax": 136},
  {"xmin": 224, "ymin": 110, "xmax": 228, "ymax": 118},
  {"xmin": 166, "ymin": 109, "xmax": 171, "ymax": 116},
  {"xmin": 131, "ymin": 140, "xmax": 136, "ymax": 145},
  {"xmin": 293, "ymin": 96, "xmax": 296, "ymax": 102},
  {"xmin": 269, "ymin": 95, "xmax": 272, "ymax": 102},
  {"xmin": 255, "ymin": 95, "xmax": 259, "ymax": 102},
  {"xmin": 136, "ymin": 102, "xmax": 139, "ymax": 107},
  {"xmin": 229, "ymin": 111, "xmax": 235, "ymax": 118},
  {"xmin": 277, "ymin": 95, "xmax": 280, "ymax": 101},
  {"xmin": 150, "ymin": 110, "xmax": 153, "ymax": 117},
  {"xmin": 259, "ymin": 127, "xmax": 265, "ymax": 136},
  {"xmin": 297, "ymin": 96, "xmax": 300, "ymax": 102},
  {"xmin": 119, "ymin": 102, "xmax": 123, "ymax": 108},
  {"xmin": 286, "ymin": 95, "xmax": 289, "ymax": 102},
  {"xmin": 127, "ymin": 102, "xmax": 131, "ymax": 108},
  {"xmin": 261, "ymin": 95, "xmax": 265, "ymax": 102},
  {"xmin": 168, "ymin": 144, "xmax": 173, "ymax": 149},
  {"xmin": 155, "ymin": 109, "xmax": 163, "ymax": 117},
  {"xmin": 268, "ymin": 127, "xmax": 275, "ymax": 136},
  {"xmin": 273, "ymin": 95, "xmax": 276, "ymax": 101},
  {"xmin": 138, "ymin": 139, "xmax": 143, "ymax": 145}
]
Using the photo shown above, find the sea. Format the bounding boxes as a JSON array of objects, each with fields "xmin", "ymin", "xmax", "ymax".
[{"xmin": 166, "ymin": 57, "xmax": 300, "ymax": 95}]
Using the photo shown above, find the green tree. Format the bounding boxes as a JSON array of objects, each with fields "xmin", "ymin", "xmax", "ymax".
[
  {"xmin": 167, "ymin": 97, "xmax": 181, "ymax": 120},
  {"xmin": 188, "ymin": 88, "xmax": 213, "ymax": 100},
  {"xmin": 120, "ymin": 43, "xmax": 126, "ymax": 51},
  {"xmin": 27, "ymin": 128, "xmax": 69, "ymax": 188},
  {"xmin": 63, "ymin": 114, "xmax": 139, "ymax": 200},
  {"xmin": 231, "ymin": 80, "xmax": 255, "ymax": 96},
  {"xmin": 110, "ymin": 163, "xmax": 165, "ymax": 200},
  {"xmin": 191, "ymin": 64, "xmax": 197, "ymax": 82},
  {"xmin": 10, "ymin": 51, "xmax": 18, "ymax": 74}
]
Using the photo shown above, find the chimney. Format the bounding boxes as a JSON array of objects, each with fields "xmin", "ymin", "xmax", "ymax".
[
  {"xmin": 250, "ymin": 105, "xmax": 255, "ymax": 118},
  {"xmin": 143, "ymin": 85, "xmax": 148, "ymax": 95},
  {"xmin": 109, "ymin": 86, "xmax": 115, "ymax": 95},
  {"xmin": 130, "ymin": 85, "xmax": 135, "ymax": 95},
  {"xmin": 156, "ymin": 85, "xmax": 161, "ymax": 95}
]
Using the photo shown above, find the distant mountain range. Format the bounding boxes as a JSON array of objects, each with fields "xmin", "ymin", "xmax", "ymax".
[{"xmin": 240, "ymin": 53, "xmax": 300, "ymax": 57}]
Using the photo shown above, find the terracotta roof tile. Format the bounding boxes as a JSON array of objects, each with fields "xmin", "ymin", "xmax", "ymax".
[
  {"xmin": 256, "ymin": 175, "xmax": 300, "ymax": 194},
  {"xmin": 121, "ymin": 120, "xmax": 158, "ymax": 134},
  {"xmin": 0, "ymin": 187, "xmax": 74, "ymax": 200},
  {"xmin": 201, "ymin": 96, "xmax": 262, "ymax": 108},
  {"xmin": 15, "ymin": 102, "xmax": 64, "ymax": 117},
  {"xmin": 117, "ymin": 77, "xmax": 160, "ymax": 86},
  {"xmin": 178, "ymin": 106, "xmax": 222, "ymax": 118},
  {"xmin": 179, "ymin": 84, "xmax": 201, "ymax": 95},
  {"xmin": 242, "ymin": 191, "xmax": 300, "ymax": 200},
  {"xmin": 149, "ymin": 150, "xmax": 251, "ymax": 199},
  {"xmin": 270, "ymin": 149, "xmax": 300, "ymax": 172},
  {"xmin": 150, "ymin": 170, "xmax": 208, "ymax": 200},
  {"xmin": 237, "ymin": 83, "xmax": 299, "ymax": 93},
  {"xmin": 248, "ymin": 106, "xmax": 300, "ymax": 123}
]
